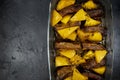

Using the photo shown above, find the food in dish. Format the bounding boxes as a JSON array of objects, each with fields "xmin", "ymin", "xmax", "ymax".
[{"xmin": 50, "ymin": 0, "xmax": 107, "ymax": 80}]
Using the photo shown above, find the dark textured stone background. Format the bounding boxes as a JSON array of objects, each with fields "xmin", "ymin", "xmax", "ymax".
[{"xmin": 0, "ymin": 0, "xmax": 119, "ymax": 80}]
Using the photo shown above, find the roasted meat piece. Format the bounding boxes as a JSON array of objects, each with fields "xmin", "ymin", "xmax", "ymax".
[
  {"xmin": 57, "ymin": 67, "xmax": 73, "ymax": 80},
  {"xmin": 59, "ymin": 4, "xmax": 81, "ymax": 17},
  {"xmin": 55, "ymin": 42, "xmax": 81, "ymax": 49},
  {"xmin": 82, "ymin": 43, "xmax": 105, "ymax": 50},
  {"xmin": 87, "ymin": 9, "xmax": 104, "ymax": 18},
  {"xmin": 82, "ymin": 26, "xmax": 104, "ymax": 33},
  {"xmin": 83, "ymin": 72, "xmax": 102, "ymax": 80},
  {"xmin": 81, "ymin": 59, "xmax": 105, "ymax": 69}
]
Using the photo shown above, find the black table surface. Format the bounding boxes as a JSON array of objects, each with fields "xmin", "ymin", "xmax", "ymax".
[{"xmin": 0, "ymin": 0, "xmax": 119, "ymax": 80}]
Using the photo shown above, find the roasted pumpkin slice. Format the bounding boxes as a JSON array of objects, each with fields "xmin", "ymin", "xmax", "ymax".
[
  {"xmin": 59, "ymin": 49, "xmax": 76, "ymax": 58},
  {"xmin": 82, "ymin": 0, "xmax": 98, "ymax": 9},
  {"xmin": 95, "ymin": 50, "xmax": 107, "ymax": 63},
  {"xmin": 57, "ymin": 26, "xmax": 79, "ymax": 39},
  {"xmin": 67, "ymin": 32, "xmax": 77, "ymax": 41},
  {"xmin": 70, "ymin": 55, "xmax": 86, "ymax": 65},
  {"xmin": 51, "ymin": 10, "xmax": 62, "ymax": 26},
  {"xmin": 61, "ymin": 15, "xmax": 72, "ymax": 24},
  {"xmin": 83, "ymin": 50, "xmax": 94, "ymax": 60},
  {"xmin": 92, "ymin": 66, "xmax": 106, "ymax": 75},
  {"xmin": 77, "ymin": 29, "xmax": 91, "ymax": 42},
  {"xmin": 72, "ymin": 68, "xmax": 88, "ymax": 80},
  {"xmin": 55, "ymin": 56, "xmax": 70, "ymax": 67},
  {"xmin": 88, "ymin": 32, "xmax": 102, "ymax": 42},
  {"xmin": 85, "ymin": 17, "xmax": 101, "ymax": 26},
  {"xmin": 70, "ymin": 9, "xmax": 88, "ymax": 22},
  {"xmin": 77, "ymin": 29, "xmax": 102, "ymax": 42},
  {"xmin": 57, "ymin": 0, "xmax": 75, "ymax": 11}
]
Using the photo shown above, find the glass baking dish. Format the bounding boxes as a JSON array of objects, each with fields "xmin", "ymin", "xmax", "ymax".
[{"xmin": 47, "ymin": 0, "xmax": 113, "ymax": 80}]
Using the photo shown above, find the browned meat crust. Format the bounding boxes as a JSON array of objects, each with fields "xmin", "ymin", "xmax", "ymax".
[
  {"xmin": 83, "ymin": 72, "xmax": 102, "ymax": 80},
  {"xmin": 59, "ymin": 4, "xmax": 81, "ymax": 17},
  {"xmin": 82, "ymin": 59, "xmax": 105, "ymax": 69},
  {"xmin": 55, "ymin": 42, "xmax": 81, "ymax": 49},
  {"xmin": 92, "ymin": 17, "xmax": 102, "ymax": 20},
  {"xmin": 87, "ymin": 9, "xmax": 104, "ymax": 18},
  {"xmin": 57, "ymin": 67, "xmax": 72, "ymax": 80},
  {"xmin": 82, "ymin": 43, "xmax": 105, "ymax": 50},
  {"xmin": 82, "ymin": 26, "xmax": 104, "ymax": 33}
]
